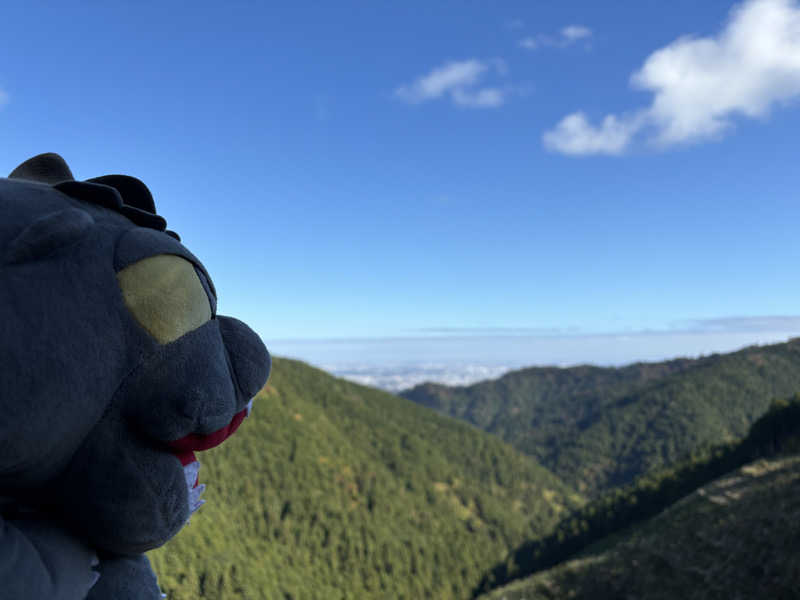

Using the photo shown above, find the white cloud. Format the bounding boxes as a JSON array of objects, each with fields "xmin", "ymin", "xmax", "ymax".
[
  {"xmin": 542, "ymin": 111, "xmax": 646, "ymax": 155},
  {"xmin": 395, "ymin": 60, "xmax": 486, "ymax": 103},
  {"xmin": 0, "ymin": 90, "xmax": 8, "ymax": 108},
  {"xmin": 505, "ymin": 18, "xmax": 525, "ymax": 30},
  {"xmin": 518, "ymin": 24, "xmax": 593, "ymax": 50},
  {"xmin": 452, "ymin": 87, "xmax": 506, "ymax": 108},
  {"xmin": 562, "ymin": 25, "xmax": 592, "ymax": 42},
  {"xmin": 543, "ymin": 0, "xmax": 800, "ymax": 155},
  {"xmin": 394, "ymin": 59, "xmax": 510, "ymax": 108},
  {"xmin": 518, "ymin": 37, "xmax": 541, "ymax": 50}
]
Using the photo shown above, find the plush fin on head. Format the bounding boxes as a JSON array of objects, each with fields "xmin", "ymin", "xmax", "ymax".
[
  {"xmin": 7, "ymin": 152, "xmax": 181, "ymax": 241},
  {"xmin": 8, "ymin": 152, "xmax": 74, "ymax": 185},
  {"xmin": 86, "ymin": 174, "xmax": 156, "ymax": 214}
]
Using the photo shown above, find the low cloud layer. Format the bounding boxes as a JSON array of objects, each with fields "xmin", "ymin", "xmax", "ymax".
[
  {"xmin": 677, "ymin": 315, "xmax": 800, "ymax": 333},
  {"xmin": 519, "ymin": 24, "xmax": 592, "ymax": 50},
  {"xmin": 268, "ymin": 316, "xmax": 800, "ymax": 391},
  {"xmin": 394, "ymin": 59, "xmax": 510, "ymax": 108},
  {"xmin": 412, "ymin": 326, "xmax": 582, "ymax": 336},
  {"xmin": 414, "ymin": 316, "xmax": 800, "ymax": 337},
  {"xmin": 543, "ymin": 0, "xmax": 800, "ymax": 155}
]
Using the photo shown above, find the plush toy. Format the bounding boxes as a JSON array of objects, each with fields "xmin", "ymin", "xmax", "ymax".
[{"xmin": 0, "ymin": 153, "xmax": 271, "ymax": 599}]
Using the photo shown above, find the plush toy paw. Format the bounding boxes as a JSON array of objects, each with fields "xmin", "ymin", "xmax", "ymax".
[
  {"xmin": 85, "ymin": 553, "xmax": 165, "ymax": 600},
  {"xmin": 1, "ymin": 513, "xmax": 101, "ymax": 600}
]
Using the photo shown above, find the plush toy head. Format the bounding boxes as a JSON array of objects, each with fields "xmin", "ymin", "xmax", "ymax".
[{"xmin": 0, "ymin": 153, "xmax": 270, "ymax": 555}]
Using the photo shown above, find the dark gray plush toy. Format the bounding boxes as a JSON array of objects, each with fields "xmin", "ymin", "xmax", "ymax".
[{"xmin": 0, "ymin": 153, "xmax": 271, "ymax": 599}]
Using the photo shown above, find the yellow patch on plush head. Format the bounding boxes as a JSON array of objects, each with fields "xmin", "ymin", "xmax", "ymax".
[{"xmin": 117, "ymin": 254, "xmax": 212, "ymax": 344}]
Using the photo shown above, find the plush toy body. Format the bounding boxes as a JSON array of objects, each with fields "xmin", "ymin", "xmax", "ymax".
[{"xmin": 0, "ymin": 154, "xmax": 271, "ymax": 599}]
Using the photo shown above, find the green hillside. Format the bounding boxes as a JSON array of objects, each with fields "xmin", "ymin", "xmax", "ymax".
[
  {"xmin": 477, "ymin": 451, "xmax": 800, "ymax": 600},
  {"xmin": 148, "ymin": 358, "xmax": 585, "ymax": 600},
  {"xmin": 473, "ymin": 395, "xmax": 800, "ymax": 595},
  {"xmin": 401, "ymin": 338, "xmax": 800, "ymax": 497}
]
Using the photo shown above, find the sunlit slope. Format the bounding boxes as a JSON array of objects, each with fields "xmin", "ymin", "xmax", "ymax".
[
  {"xmin": 477, "ymin": 453, "xmax": 800, "ymax": 600},
  {"xmin": 148, "ymin": 357, "xmax": 585, "ymax": 600},
  {"xmin": 402, "ymin": 338, "xmax": 800, "ymax": 497}
]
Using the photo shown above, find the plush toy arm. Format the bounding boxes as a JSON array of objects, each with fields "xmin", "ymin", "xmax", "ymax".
[
  {"xmin": 85, "ymin": 553, "xmax": 165, "ymax": 600},
  {"xmin": 0, "ymin": 513, "xmax": 100, "ymax": 600}
]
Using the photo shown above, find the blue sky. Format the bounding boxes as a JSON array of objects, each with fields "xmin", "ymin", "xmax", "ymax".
[{"xmin": 3, "ymin": 0, "xmax": 800, "ymax": 383}]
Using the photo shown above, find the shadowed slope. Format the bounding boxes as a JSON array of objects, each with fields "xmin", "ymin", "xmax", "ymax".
[{"xmin": 478, "ymin": 453, "xmax": 800, "ymax": 600}]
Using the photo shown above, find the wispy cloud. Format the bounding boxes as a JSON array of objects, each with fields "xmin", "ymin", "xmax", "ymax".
[
  {"xmin": 412, "ymin": 326, "xmax": 582, "ymax": 336},
  {"xmin": 562, "ymin": 25, "xmax": 592, "ymax": 42},
  {"xmin": 505, "ymin": 18, "xmax": 525, "ymax": 31},
  {"xmin": 543, "ymin": 0, "xmax": 800, "ymax": 155},
  {"xmin": 451, "ymin": 87, "xmax": 506, "ymax": 108},
  {"xmin": 0, "ymin": 89, "xmax": 9, "ymax": 109},
  {"xmin": 519, "ymin": 24, "xmax": 593, "ymax": 50},
  {"xmin": 411, "ymin": 317, "xmax": 800, "ymax": 337},
  {"xmin": 394, "ymin": 59, "xmax": 510, "ymax": 108},
  {"xmin": 675, "ymin": 316, "xmax": 800, "ymax": 333},
  {"xmin": 542, "ymin": 111, "xmax": 646, "ymax": 156}
]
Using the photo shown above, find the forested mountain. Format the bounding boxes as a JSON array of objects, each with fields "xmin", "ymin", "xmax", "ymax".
[
  {"xmin": 477, "ymin": 446, "xmax": 800, "ymax": 599},
  {"xmin": 474, "ymin": 395, "xmax": 800, "ymax": 596},
  {"xmin": 148, "ymin": 358, "xmax": 584, "ymax": 600},
  {"xmin": 147, "ymin": 354, "xmax": 800, "ymax": 599},
  {"xmin": 401, "ymin": 338, "xmax": 800, "ymax": 497}
]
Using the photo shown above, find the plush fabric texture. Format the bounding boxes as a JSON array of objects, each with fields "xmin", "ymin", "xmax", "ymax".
[{"xmin": 0, "ymin": 153, "xmax": 271, "ymax": 599}]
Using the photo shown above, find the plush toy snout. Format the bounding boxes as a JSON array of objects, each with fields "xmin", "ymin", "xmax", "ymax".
[{"xmin": 49, "ymin": 314, "xmax": 271, "ymax": 556}]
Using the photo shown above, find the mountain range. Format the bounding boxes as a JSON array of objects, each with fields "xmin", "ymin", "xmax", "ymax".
[
  {"xmin": 147, "ymin": 341, "xmax": 800, "ymax": 598},
  {"xmin": 401, "ymin": 338, "xmax": 800, "ymax": 497}
]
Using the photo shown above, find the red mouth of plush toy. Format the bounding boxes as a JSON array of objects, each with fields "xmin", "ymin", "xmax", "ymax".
[{"xmin": 165, "ymin": 406, "xmax": 249, "ymax": 486}]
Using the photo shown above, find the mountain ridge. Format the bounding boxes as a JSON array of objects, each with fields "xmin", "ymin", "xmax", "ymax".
[{"xmin": 401, "ymin": 337, "xmax": 800, "ymax": 496}]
